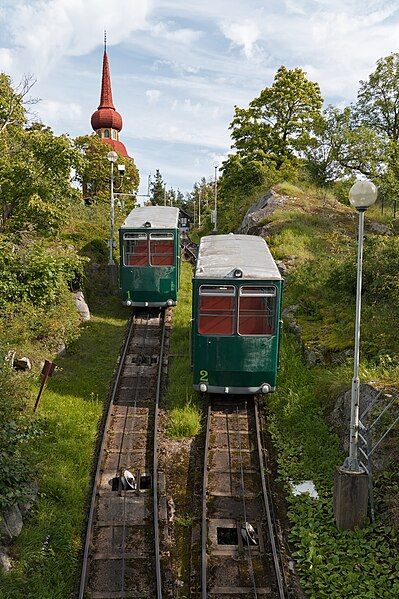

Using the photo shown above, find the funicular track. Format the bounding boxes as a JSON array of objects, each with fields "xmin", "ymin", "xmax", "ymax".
[
  {"xmin": 79, "ymin": 309, "xmax": 168, "ymax": 599},
  {"xmin": 181, "ymin": 234, "xmax": 198, "ymax": 264},
  {"xmin": 201, "ymin": 396, "xmax": 287, "ymax": 598}
]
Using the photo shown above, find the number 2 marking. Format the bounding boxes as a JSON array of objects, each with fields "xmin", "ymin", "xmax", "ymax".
[{"xmin": 199, "ymin": 369, "xmax": 208, "ymax": 382}]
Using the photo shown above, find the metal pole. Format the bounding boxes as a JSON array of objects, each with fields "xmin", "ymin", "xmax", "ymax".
[
  {"xmin": 198, "ymin": 187, "xmax": 201, "ymax": 227},
  {"xmin": 109, "ymin": 161, "xmax": 115, "ymax": 266},
  {"xmin": 213, "ymin": 165, "xmax": 218, "ymax": 233},
  {"xmin": 345, "ymin": 208, "xmax": 365, "ymax": 471}
]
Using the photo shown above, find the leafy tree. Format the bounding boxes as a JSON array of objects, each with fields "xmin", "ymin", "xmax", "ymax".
[
  {"xmin": 304, "ymin": 106, "xmax": 386, "ymax": 186},
  {"xmin": 0, "ymin": 123, "xmax": 79, "ymax": 234},
  {"xmin": 149, "ymin": 169, "xmax": 166, "ymax": 205},
  {"xmin": 0, "ymin": 73, "xmax": 37, "ymax": 134},
  {"xmin": 230, "ymin": 66, "xmax": 323, "ymax": 168},
  {"xmin": 74, "ymin": 134, "xmax": 139, "ymax": 205},
  {"xmin": 356, "ymin": 53, "xmax": 399, "ymax": 141}
]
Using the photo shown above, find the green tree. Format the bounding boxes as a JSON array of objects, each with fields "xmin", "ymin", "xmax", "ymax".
[
  {"xmin": 230, "ymin": 66, "xmax": 323, "ymax": 168},
  {"xmin": 304, "ymin": 106, "xmax": 386, "ymax": 186},
  {"xmin": 74, "ymin": 135, "xmax": 139, "ymax": 205},
  {"xmin": 149, "ymin": 169, "xmax": 166, "ymax": 205},
  {"xmin": 356, "ymin": 53, "xmax": 399, "ymax": 141}
]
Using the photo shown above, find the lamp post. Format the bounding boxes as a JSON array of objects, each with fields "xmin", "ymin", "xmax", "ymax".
[
  {"xmin": 334, "ymin": 179, "xmax": 378, "ymax": 530},
  {"xmin": 213, "ymin": 162, "xmax": 219, "ymax": 233},
  {"xmin": 107, "ymin": 150, "xmax": 118, "ymax": 266}
]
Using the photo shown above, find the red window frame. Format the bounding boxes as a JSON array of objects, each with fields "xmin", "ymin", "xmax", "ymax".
[
  {"xmin": 123, "ymin": 233, "xmax": 148, "ymax": 266},
  {"xmin": 238, "ymin": 286, "xmax": 276, "ymax": 336},
  {"xmin": 149, "ymin": 233, "xmax": 174, "ymax": 267},
  {"xmin": 198, "ymin": 285, "xmax": 235, "ymax": 336}
]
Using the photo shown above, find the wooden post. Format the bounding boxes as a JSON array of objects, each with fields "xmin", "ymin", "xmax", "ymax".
[{"xmin": 33, "ymin": 360, "xmax": 56, "ymax": 413}]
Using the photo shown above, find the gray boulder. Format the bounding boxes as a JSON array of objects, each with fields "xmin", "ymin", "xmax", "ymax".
[
  {"xmin": 0, "ymin": 547, "xmax": 11, "ymax": 573},
  {"xmin": 0, "ymin": 505, "xmax": 23, "ymax": 544},
  {"xmin": 236, "ymin": 189, "xmax": 288, "ymax": 234},
  {"xmin": 369, "ymin": 222, "xmax": 392, "ymax": 235},
  {"xmin": 73, "ymin": 291, "xmax": 91, "ymax": 322}
]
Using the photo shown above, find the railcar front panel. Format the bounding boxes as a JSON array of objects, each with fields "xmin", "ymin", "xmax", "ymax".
[
  {"xmin": 119, "ymin": 228, "xmax": 180, "ymax": 306},
  {"xmin": 192, "ymin": 280, "xmax": 283, "ymax": 394}
]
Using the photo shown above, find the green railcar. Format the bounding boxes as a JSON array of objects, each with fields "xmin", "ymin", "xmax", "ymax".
[
  {"xmin": 119, "ymin": 206, "xmax": 180, "ymax": 307},
  {"xmin": 192, "ymin": 234, "xmax": 283, "ymax": 395}
]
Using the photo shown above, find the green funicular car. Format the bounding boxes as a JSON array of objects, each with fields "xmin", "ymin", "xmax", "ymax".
[
  {"xmin": 119, "ymin": 206, "xmax": 180, "ymax": 307},
  {"xmin": 192, "ymin": 234, "xmax": 283, "ymax": 395}
]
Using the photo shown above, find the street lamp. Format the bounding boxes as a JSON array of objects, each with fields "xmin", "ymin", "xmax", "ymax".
[
  {"xmin": 334, "ymin": 179, "xmax": 378, "ymax": 530},
  {"xmin": 107, "ymin": 150, "xmax": 118, "ymax": 266},
  {"xmin": 212, "ymin": 161, "xmax": 219, "ymax": 234},
  {"xmin": 345, "ymin": 180, "xmax": 378, "ymax": 471}
]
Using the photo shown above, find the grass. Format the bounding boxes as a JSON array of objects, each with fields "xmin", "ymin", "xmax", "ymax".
[
  {"xmin": 266, "ymin": 332, "xmax": 399, "ymax": 598},
  {"xmin": 165, "ymin": 260, "xmax": 201, "ymax": 438},
  {"xmin": 0, "ymin": 295, "xmax": 129, "ymax": 598}
]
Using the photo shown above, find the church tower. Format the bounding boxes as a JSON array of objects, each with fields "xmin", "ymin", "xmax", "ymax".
[{"xmin": 91, "ymin": 34, "xmax": 129, "ymax": 158}]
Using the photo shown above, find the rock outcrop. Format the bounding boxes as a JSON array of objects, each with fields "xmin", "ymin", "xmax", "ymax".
[
  {"xmin": 236, "ymin": 189, "xmax": 288, "ymax": 234},
  {"xmin": 73, "ymin": 291, "xmax": 91, "ymax": 322}
]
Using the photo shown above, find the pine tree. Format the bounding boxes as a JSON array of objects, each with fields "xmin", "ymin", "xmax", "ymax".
[{"xmin": 149, "ymin": 169, "xmax": 165, "ymax": 205}]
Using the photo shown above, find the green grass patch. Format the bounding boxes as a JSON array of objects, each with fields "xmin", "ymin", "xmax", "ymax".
[
  {"xmin": 165, "ymin": 261, "xmax": 201, "ymax": 438},
  {"xmin": 0, "ymin": 296, "xmax": 129, "ymax": 598},
  {"xmin": 267, "ymin": 332, "xmax": 399, "ymax": 598}
]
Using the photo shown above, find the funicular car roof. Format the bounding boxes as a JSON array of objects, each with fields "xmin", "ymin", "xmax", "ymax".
[
  {"xmin": 121, "ymin": 206, "xmax": 180, "ymax": 230},
  {"xmin": 195, "ymin": 234, "xmax": 282, "ymax": 281}
]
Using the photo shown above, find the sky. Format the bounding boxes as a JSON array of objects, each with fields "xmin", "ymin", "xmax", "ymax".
[{"xmin": 1, "ymin": 0, "xmax": 399, "ymax": 195}]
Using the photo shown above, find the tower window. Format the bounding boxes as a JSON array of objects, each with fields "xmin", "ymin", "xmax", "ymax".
[
  {"xmin": 104, "ymin": 129, "xmax": 110, "ymax": 138},
  {"xmin": 97, "ymin": 131, "xmax": 102, "ymax": 138},
  {"xmin": 112, "ymin": 130, "xmax": 117, "ymax": 140}
]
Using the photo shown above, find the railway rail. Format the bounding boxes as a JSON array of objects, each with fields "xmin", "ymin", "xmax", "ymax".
[
  {"xmin": 201, "ymin": 396, "xmax": 287, "ymax": 598},
  {"xmin": 78, "ymin": 309, "xmax": 168, "ymax": 599},
  {"xmin": 181, "ymin": 234, "xmax": 198, "ymax": 264}
]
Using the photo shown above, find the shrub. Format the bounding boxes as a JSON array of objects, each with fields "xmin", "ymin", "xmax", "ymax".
[
  {"xmin": 0, "ymin": 360, "xmax": 42, "ymax": 509},
  {"xmin": 0, "ymin": 237, "xmax": 87, "ymax": 309}
]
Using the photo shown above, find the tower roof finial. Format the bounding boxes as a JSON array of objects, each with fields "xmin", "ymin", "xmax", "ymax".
[{"xmin": 104, "ymin": 29, "xmax": 107, "ymax": 52}]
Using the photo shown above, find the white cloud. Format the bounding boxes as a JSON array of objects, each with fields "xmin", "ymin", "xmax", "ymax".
[
  {"xmin": 220, "ymin": 19, "xmax": 261, "ymax": 58},
  {"xmin": 151, "ymin": 22, "xmax": 202, "ymax": 45},
  {"xmin": 39, "ymin": 99, "xmax": 82, "ymax": 123},
  {"xmin": 1, "ymin": 0, "xmax": 150, "ymax": 78},
  {"xmin": 146, "ymin": 89, "xmax": 161, "ymax": 103},
  {"xmin": 0, "ymin": 48, "xmax": 13, "ymax": 71}
]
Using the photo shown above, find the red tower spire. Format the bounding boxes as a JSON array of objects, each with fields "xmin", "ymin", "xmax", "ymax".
[
  {"xmin": 98, "ymin": 48, "xmax": 115, "ymax": 110},
  {"xmin": 91, "ymin": 33, "xmax": 128, "ymax": 157}
]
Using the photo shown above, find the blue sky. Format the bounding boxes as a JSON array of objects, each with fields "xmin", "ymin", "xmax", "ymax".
[{"xmin": 1, "ymin": 0, "xmax": 399, "ymax": 195}]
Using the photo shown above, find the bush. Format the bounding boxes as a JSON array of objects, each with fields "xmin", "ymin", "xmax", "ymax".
[
  {"xmin": 0, "ymin": 236, "xmax": 88, "ymax": 309},
  {"xmin": 0, "ymin": 361, "xmax": 42, "ymax": 509},
  {"xmin": 328, "ymin": 236, "xmax": 399, "ymax": 303}
]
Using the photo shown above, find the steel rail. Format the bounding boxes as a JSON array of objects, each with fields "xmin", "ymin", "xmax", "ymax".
[
  {"xmin": 201, "ymin": 401, "xmax": 212, "ymax": 599},
  {"xmin": 153, "ymin": 308, "xmax": 166, "ymax": 599},
  {"xmin": 236, "ymin": 403, "xmax": 258, "ymax": 598},
  {"xmin": 254, "ymin": 400, "xmax": 286, "ymax": 599},
  {"xmin": 78, "ymin": 315, "xmax": 136, "ymax": 599},
  {"xmin": 119, "ymin": 312, "xmax": 150, "ymax": 597}
]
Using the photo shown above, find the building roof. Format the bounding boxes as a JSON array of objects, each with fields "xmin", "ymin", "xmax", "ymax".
[
  {"xmin": 121, "ymin": 206, "xmax": 180, "ymax": 230},
  {"xmin": 195, "ymin": 234, "xmax": 282, "ymax": 280},
  {"xmin": 101, "ymin": 137, "xmax": 129, "ymax": 158},
  {"xmin": 91, "ymin": 48, "xmax": 123, "ymax": 133}
]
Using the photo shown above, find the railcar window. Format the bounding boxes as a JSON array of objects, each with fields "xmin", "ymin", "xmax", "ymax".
[
  {"xmin": 150, "ymin": 233, "xmax": 174, "ymax": 266},
  {"xmin": 198, "ymin": 285, "xmax": 235, "ymax": 335},
  {"xmin": 123, "ymin": 233, "xmax": 148, "ymax": 266},
  {"xmin": 238, "ymin": 286, "xmax": 276, "ymax": 335}
]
